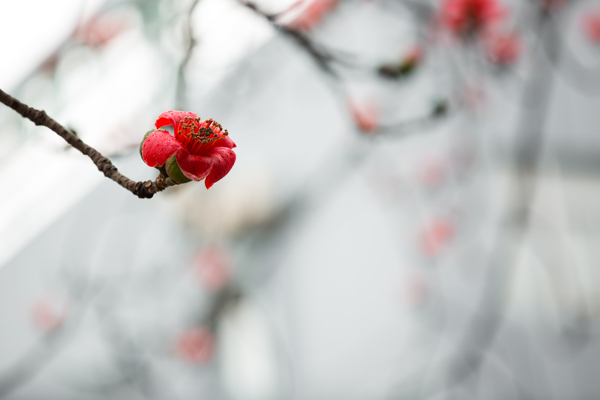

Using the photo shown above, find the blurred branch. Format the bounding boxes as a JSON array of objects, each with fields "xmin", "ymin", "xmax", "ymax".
[
  {"xmin": 375, "ymin": 102, "xmax": 450, "ymax": 137},
  {"xmin": 0, "ymin": 89, "xmax": 180, "ymax": 199},
  {"xmin": 387, "ymin": 0, "xmax": 433, "ymax": 23},
  {"xmin": 241, "ymin": 1, "xmax": 349, "ymax": 76},
  {"xmin": 546, "ymin": 14, "xmax": 600, "ymax": 97},
  {"xmin": 176, "ymin": 0, "xmax": 201, "ymax": 108},
  {"xmin": 0, "ymin": 334, "xmax": 69, "ymax": 398},
  {"xmin": 0, "ymin": 284, "xmax": 94, "ymax": 398},
  {"xmin": 97, "ymin": 316, "xmax": 162, "ymax": 400},
  {"xmin": 447, "ymin": 9, "xmax": 562, "ymax": 388},
  {"xmin": 205, "ymin": 286, "xmax": 243, "ymax": 329}
]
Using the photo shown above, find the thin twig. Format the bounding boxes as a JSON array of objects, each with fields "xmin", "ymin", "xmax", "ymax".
[
  {"xmin": 242, "ymin": 1, "xmax": 347, "ymax": 76},
  {"xmin": 375, "ymin": 108, "xmax": 450, "ymax": 138},
  {"xmin": 0, "ymin": 89, "xmax": 180, "ymax": 199},
  {"xmin": 176, "ymin": 0, "xmax": 201, "ymax": 108}
]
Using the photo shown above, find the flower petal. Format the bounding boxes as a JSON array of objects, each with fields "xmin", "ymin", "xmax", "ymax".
[
  {"xmin": 142, "ymin": 130, "xmax": 183, "ymax": 167},
  {"xmin": 205, "ymin": 147, "xmax": 236, "ymax": 189},
  {"xmin": 176, "ymin": 150, "xmax": 213, "ymax": 181},
  {"xmin": 214, "ymin": 135, "xmax": 236, "ymax": 149},
  {"xmin": 155, "ymin": 110, "xmax": 198, "ymax": 133}
]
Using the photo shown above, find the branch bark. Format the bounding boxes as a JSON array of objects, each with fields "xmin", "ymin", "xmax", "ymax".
[{"xmin": 0, "ymin": 88, "xmax": 179, "ymax": 199}]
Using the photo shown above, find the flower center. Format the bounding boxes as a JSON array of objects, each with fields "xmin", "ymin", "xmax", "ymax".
[{"xmin": 177, "ymin": 116, "xmax": 229, "ymax": 156}]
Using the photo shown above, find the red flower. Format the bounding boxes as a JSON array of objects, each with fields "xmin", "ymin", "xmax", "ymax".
[
  {"xmin": 73, "ymin": 13, "xmax": 127, "ymax": 48},
  {"xmin": 484, "ymin": 31, "xmax": 522, "ymax": 65},
  {"xmin": 281, "ymin": 0, "xmax": 339, "ymax": 31},
  {"xmin": 349, "ymin": 99, "xmax": 379, "ymax": 133},
  {"xmin": 141, "ymin": 111, "xmax": 236, "ymax": 189},
  {"xmin": 418, "ymin": 218, "xmax": 455, "ymax": 257},
  {"xmin": 175, "ymin": 328, "xmax": 215, "ymax": 364},
  {"xmin": 405, "ymin": 46, "xmax": 424, "ymax": 66},
  {"xmin": 31, "ymin": 298, "xmax": 67, "ymax": 332},
  {"xmin": 583, "ymin": 11, "xmax": 600, "ymax": 44},
  {"xmin": 416, "ymin": 156, "xmax": 449, "ymax": 188},
  {"xmin": 461, "ymin": 82, "xmax": 486, "ymax": 111},
  {"xmin": 439, "ymin": 0, "xmax": 506, "ymax": 38},
  {"xmin": 192, "ymin": 246, "xmax": 232, "ymax": 291}
]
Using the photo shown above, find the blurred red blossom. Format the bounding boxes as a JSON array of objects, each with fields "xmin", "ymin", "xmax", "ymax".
[
  {"xmin": 73, "ymin": 14, "xmax": 127, "ymax": 48},
  {"xmin": 141, "ymin": 111, "xmax": 236, "ymax": 189},
  {"xmin": 484, "ymin": 31, "xmax": 522, "ymax": 65},
  {"xmin": 379, "ymin": 46, "xmax": 424, "ymax": 78},
  {"xmin": 348, "ymin": 99, "xmax": 379, "ymax": 133},
  {"xmin": 439, "ymin": 0, "xmax": 506, "ymax": 38},
  {"xmin": 400, "ymin": 46, "xmax": 425, "ymax": 75},
  {"xmin": 192, "ymin": 246, "xmax": 232, "ymax": 291},
  {"xmin": 582, "ymin": 11, "xmax": 600, "ymax": 44},
  {"xmin": 31, "ymin": 298, "xmax": 67, "ymax": 332},
  {"xmin": 404, "ymin": 46, "xmax": 424, "ymax": 67},
  {"xmin": 416, "ymin": 156, "xmax": 450, "ymax": 188},
  {"xmin": 175, "ymin": 328, "xmax": 215, "ymax": 364},
  {"xmin": 461, "ymin": 82, "xmax": 486, "ymax": 111},
  {"xmin": 281, "ymin": 0, "xmax": 340, "ymax": 31},
  {"xmin": 418, "ymin": 218, "xmax": 455, "ymax": 257}
]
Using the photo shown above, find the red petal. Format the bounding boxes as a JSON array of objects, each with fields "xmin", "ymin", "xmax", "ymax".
[
  {"xmin": 176, "ymin": 150, "xmax": 213, "ymax": 181},
  {"xmin": 205, "ymin": 147, "xmax": 236, "ymax": 189},
  {"xmin": 142, "ymin": 130, "xmax": 183, "ymax": 167},
  {"xmin": 155, "ymin": 110, "xmax": 198, "ymax": 133},
  {"xmin": 214, "ymin": 135, "xmax": 236, "ymax": 149}
]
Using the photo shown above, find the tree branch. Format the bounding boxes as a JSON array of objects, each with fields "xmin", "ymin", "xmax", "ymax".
[
  {"xmin": 0, "ymin": 89, "xmax": 180, "ymax": 199},
  {"xmin": 241, "ymin": 1, "xmax": 345, "ymax": 76},
  {"xmin": 176, "ymin": 0, "xmax": 202, "ymax": 108}
]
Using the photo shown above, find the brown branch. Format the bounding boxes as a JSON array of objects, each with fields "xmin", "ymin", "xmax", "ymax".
[
  {"xmin": 0, "ymin": 88, "xmax": 179, "ymax": 199},
  {"xmin": 241, "ymin": 1, "xmax": 348, "ymax": 77}
]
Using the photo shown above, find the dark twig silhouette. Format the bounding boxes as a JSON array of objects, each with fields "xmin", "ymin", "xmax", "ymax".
[
  {"xmin": 242, "ymin": 1, "xmax": 350, "ymax": 76},
  {"xmin": 0, "ymin": 89, "xmax": 180, "ymax": 199}
]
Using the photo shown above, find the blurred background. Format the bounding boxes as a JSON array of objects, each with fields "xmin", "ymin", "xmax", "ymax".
[{"xmin": 2, "ymin": 0, "xmax": 600, "ymax": 398}]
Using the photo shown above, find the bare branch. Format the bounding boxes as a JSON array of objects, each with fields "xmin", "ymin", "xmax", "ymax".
[
  {"xmin": 241, "ymin": 1, "xmax": 345, "ymax": 76},
  {"xmin": 0, "ymin": 89, "xmax": 180, "ymax": 199}
]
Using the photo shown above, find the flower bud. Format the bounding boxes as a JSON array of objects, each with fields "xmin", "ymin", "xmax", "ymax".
[
  {"xmin": 165, "ymin": 155, "xmax": 192, "ymax": 184},
  {"xmin": 378, "ymin": 47, "xmax": 424, "ymax": 79}
]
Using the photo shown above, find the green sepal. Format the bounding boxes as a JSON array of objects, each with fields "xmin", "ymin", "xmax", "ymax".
[
  {"xmin": 165, "ymin": 155, "xmax": 191, "ymax": 184},
  {"xmin": 139, "ymin": 129, "xmax": 155, "ymax": 161},
  {"xmin": 156, "ymin": 165, "xmax": 167, "ymax": 176}
]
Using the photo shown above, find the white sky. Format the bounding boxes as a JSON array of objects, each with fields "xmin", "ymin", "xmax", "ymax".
[{"xmin": 0, "ymin": 0, "xmax": 107, "ymax": 92}]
